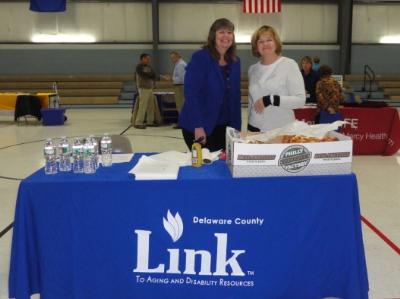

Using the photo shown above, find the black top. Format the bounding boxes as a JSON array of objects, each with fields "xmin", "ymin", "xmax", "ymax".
[{"xmin": 301, "ymin": 69, "xmax": 319, "ymax": 103}]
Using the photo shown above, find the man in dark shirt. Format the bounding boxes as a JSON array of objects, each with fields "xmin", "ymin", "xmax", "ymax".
[
  {"xmin": 300, "ymin": 56, "xmax": 319, "ymax": 104},
  {"xmin": 134, "ymin": 53, "xmax": 157, "ymax": 129}
]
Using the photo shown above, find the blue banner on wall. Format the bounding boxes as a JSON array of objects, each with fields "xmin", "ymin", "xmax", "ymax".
[{"xmin": 30, "ymin": 0, "xmax": 66, "ymax": 12}]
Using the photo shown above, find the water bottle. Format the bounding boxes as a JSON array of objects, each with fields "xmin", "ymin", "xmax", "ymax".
[
  {"xmin": 100, "ymin": 133, "xmax": 113, "ymax": 167},
  {"xmin": 83, "ymin": 137, "xmax": 96, "ymax": 174},
  {"xmin": 89, "ymin": 135, "xmax": 99, "ymax": 169},
  {"xmin": 58, "ymin": 136, "xmax": 71, "ymax": 172},
  {"xmin": 72, "ymin": 137, "xmax": 84, "ymax": 173},
  {"xmin": 44, "ymin": 138, "xmax": 57, "ymax": 174}
]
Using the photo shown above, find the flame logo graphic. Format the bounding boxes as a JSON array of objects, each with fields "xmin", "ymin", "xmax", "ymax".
[{"xmin": 163, "ymin": 210, "xmax": 183, "ymax": 242}]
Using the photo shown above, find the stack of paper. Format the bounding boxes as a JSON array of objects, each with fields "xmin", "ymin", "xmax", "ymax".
[
  {"xmin": 129, "ymin": 155, "xmax": 180, "ymax": 180},
  {"xmin": 146, "ymin": 151, "xmax": 191, "ymax": 166},
  {"xmin": 129, "ymin": 150, "xmax": 221, "ymax": 180}
]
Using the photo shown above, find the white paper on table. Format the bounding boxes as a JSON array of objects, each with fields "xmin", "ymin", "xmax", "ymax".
[
  {"xmin": 202, "ymin": 148, "xmax": 221, "ymax": 163},
  {"xmin": 112, "ymin": 153, "xmax": 134, "ymax": 163},
  {"xmin": 149, "ymin": 151, "xmax": 191, "ymax": 166},
  {"xmin": 244, "ymin": 120, "xmax": 347, "ymax": 143},
  {"xmin": 129, "ymin": 155, "xmax": 179, "ymax": 180},
  {"xmin": 98, "ymin": 153, "xmax": 134, "ymax": 164}
]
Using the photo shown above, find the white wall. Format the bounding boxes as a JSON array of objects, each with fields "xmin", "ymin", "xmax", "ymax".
[
  {"xmin": 2, "ymin": 2, "xmax": 400, "ymax": 74},
  {"xmin": 159, "ymin": 3, "xmax": 338, "ymax": 43},
  {"xmin": 0, "ymin": 2, "xmax": 337, "ymax": 44},
  {"xmin": 352, "ymin": 4, "xmax": 400, "ymax": 43},
  {"xmin": 0, "ymin": 2, "xmax": 152, "ymax": 42},
  {"xmin": 2, "ymin": 2, "xmax": 400, "ymax": 44}
]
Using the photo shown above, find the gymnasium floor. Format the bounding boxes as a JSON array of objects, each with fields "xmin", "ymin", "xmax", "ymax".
[{"xmin": 0, "ymin": 108, "xmax": 399, "ymax": 299}]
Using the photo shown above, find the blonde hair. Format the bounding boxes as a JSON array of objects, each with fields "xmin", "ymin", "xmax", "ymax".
[{"xmin": 251, "ymin": 25, "xmax": 282, "ymax": 57}]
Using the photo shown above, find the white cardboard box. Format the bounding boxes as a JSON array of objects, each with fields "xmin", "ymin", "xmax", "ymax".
[{"xmin": 226, "ymin": 127, "xmax": 353, "ymax": 177}]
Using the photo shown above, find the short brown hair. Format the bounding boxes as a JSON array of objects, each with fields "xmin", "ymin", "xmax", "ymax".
[
  {"xmin": 169, "ymin": 51, "xmax": 181, "ymax": 58},
  {"xmin": 317, "ymin": 64, "xmax": 333, "ymax": 78},
  {"xmin": 251, "ymin": 25, "xmax": 282, "ymax": 57},
  {"xmin": 301, "ymin": 56, "xmax": 313, "ymax": 65},
  {"xmin": 203, "ymin": 18, "xmax": 237, "ymax": 63}
]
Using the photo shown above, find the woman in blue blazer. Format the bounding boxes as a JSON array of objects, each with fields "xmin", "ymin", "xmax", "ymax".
[{"xmin": 178, "ymin": 18, "xmax": 241, "ymax": 152}]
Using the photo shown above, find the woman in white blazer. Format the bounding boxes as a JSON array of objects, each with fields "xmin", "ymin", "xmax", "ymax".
[{"xmin": 247, "ymin": 25, "xmax": 306, "ymax": 132}]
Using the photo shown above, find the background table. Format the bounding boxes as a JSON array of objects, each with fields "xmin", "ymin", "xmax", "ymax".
[
  {"xmin": 154, "ymin": 91, "xmax": 178, "ymax": 124},
  {"xmin": 0, "ymin": 92, "xmax": 51, "ymax": 110},
  {"xmin": 9, "ymin": 155, "xmax": 369, "ymax": 299},
  {"xmin": 295, "ymin": 106, "xmax": 400, "ymax": 155}
]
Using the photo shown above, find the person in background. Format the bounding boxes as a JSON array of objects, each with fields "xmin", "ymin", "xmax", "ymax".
[
  {"xmin": 300, "ymin": 56, "xmax": 319, "ymax": 103},
  {"xmin": 315, "ymin": 64, "xmax": 344, "ymax": 123},
  {"xmin": 169, "ymin": 51, "xmax": 187, "ymax": 129},
  {"xmin": 312, "ymin": 56, "xmax": 320, "ymax": 71},
  {"xmin": 178, "ymin": 18, "xmax": 241, "ymax": 151},
  {"xmin": 134, "ymin": 53, "xmax": 158, "ymax": 129},
  {"xmin": 247, "ymin": 25, "xmax": 305, "ymax": 132}
]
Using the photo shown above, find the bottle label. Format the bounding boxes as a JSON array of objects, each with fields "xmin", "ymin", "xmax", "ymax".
[
  {"xmin": 44, "ymin": 147, "xmax": 55, "ymax": 155},
  {"xmin": 84, "ymin": 146, "xmax": 95, "ymax": 155},
  {"xmin": 191, "ymin": 143, "xmax": 202, "ymax": 167},
  {"xmin": 101, "ymin": 143, "xmax": 111, "ymax": 150},
  {"xmin": 61, "ymin": 146, "xmax": 69, "ymax": 154},
  {"xmin": 72, "ymin": 146, "xmax": 82, "ymax": 155}
]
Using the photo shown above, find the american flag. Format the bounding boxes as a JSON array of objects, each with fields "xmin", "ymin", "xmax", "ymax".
[{"xmin": 243, "ymin": 0, "xmax": 282, "ymax": 14}]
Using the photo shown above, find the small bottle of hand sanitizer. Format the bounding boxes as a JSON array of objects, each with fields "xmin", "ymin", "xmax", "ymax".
[{"xmin": 191, "ymin": 139, "xmax": 203, "ymax": 168}]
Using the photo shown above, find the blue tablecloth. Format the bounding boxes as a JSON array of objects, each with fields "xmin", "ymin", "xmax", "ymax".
[{"xmin": 9, "ymin": 154, "xmax": 368, "ymax": 299}]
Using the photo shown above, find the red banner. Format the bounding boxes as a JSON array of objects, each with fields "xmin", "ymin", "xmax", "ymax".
[{"xmin": 294, "ymin": 107, "xmax": 400, "ymax": 156}]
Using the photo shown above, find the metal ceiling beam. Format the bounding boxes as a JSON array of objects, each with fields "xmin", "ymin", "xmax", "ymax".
[
  {"xmin": 338, "ymin": 0, "xmax": 353, "ymax": 74},
  {"xmin": 152, "ymin": 0, "xmax": 160, "ymax": 72}
]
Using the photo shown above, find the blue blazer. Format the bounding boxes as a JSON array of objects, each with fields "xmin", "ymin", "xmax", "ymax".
[{"xmin": 178, "ymin": 49, "xmax": 241, "ymax": 135}]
